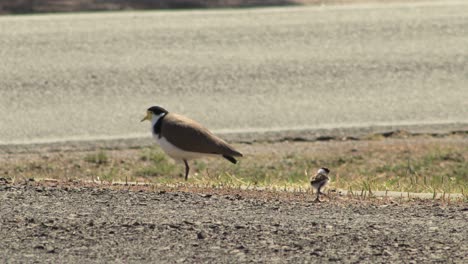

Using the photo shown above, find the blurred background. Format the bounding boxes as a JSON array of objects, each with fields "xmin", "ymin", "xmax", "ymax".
[
  {"xmin": 0, "ymin": 0, "xmax": 382, "ymax": 14},
  {"xmin": 1, "ymin": 0, "xmax": 467, "ymax": 146}
]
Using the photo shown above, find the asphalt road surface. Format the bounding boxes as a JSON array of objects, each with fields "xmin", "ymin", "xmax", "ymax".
[{"xmin": 1, "ymin": 1, "xmax": 467, "ymax": 145}]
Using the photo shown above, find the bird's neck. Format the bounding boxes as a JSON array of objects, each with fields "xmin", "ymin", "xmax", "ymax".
[{"xmin": 151, "ymin": 113, "xmax": 166, "ymax": 137}]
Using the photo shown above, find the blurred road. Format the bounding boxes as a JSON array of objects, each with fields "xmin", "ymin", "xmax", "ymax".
[{"xmin": 0, "ymin": 1, "xmax": 467, "ymax": 145}]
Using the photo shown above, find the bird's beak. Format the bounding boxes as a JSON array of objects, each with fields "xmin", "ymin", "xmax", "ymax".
[{"xmin": 141, "ymin": 111, "xmax": 152, "ymax": 122}]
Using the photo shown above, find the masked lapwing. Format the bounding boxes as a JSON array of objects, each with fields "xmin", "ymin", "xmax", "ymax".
[
  {"xmin": 141, "ymin": 106, "xmax": 243, "ymax": 181},
  {"xmin": 308, "ymin": 167, "xmax": 330, "ymax": 202}
]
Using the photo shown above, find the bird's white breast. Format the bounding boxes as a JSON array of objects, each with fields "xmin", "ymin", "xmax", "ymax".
[
  {"xmin": 150, "ymin": 113, "xmax": 215, "ymax": 161},
  {"xmin": 153, "ymin": 135, "xmax": 213, "ymax": 161}
]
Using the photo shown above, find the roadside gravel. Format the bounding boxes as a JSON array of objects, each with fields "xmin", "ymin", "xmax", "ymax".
[{"xmin": 1, "ymin": 184, "xmax": 466, "ymax": 263}]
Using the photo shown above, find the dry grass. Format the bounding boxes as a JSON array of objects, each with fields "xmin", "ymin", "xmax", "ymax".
[{"xmin": 1, "ymin": 134, "xmax": 467, "ymax": 198}]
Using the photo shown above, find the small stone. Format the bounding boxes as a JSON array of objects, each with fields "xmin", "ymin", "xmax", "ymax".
[
  {"xmin": 46, "ymin": 246, "xmax": 55, "ymax": 253},
  {"xmin": 197, "ymin": 232, "xmax": 205, "ymax": 240},
  {"xmin": 34, "ymin": 245, "xmax": 45, "ymax": 250},
  {"xmin": 168, "ymin": 224, "xmax": 179, "ymax": 229}
]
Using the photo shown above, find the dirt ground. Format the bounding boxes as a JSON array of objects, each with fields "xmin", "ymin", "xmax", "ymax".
[{"xmin": 1, "ymin": 182, "xmax": 467, "ymax": 263}]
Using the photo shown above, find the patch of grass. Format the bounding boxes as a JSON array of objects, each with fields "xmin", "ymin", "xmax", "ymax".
[
  {"xmin": 193, "ymin": 160, "xmax": 207, "ymax": 172},
  {"xmin": 136, "ymin": 149, "xmax": 177, "ymax": 178},
  {"xmin": 354, "ymin": 149, "xmax": 468, "ymax": 194},
  {"xmin": 84, "ymin": 151, "xmax": 109, "ymax": 165},
  {"xmin": 148, "ymin": 145, "xmax": 468, "ymax": 194},
  {"xmin": 97, "ymin": 167, "xmax": 119, "ymax": 183},
  {"xmin": 136, "ymin": 165, "xmax": 177, "ymax": 178},
  {"xmin": 3, "ymin": 138, "xmax": 467, "ymax": 195}
]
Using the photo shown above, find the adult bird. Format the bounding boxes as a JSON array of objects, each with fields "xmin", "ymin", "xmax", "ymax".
[{"xmin": 141, "ymin": 106, "xmax": 243, "ymax": 180}]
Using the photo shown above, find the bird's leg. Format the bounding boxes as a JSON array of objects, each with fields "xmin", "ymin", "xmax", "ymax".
[
  {"xmin": 183, "ymin": 159, "xmax": 190, "ymax": 181},
  {"xmin": 318, "ymin": 185, "xmax": 329, "ymax": 197},
  {"xmin": 319, "ymin": 191, "xmax": 329, "ymax": 197},
  {"xmin": 314, "ymin": 187, "xmax": 321, "ymax": 203}
]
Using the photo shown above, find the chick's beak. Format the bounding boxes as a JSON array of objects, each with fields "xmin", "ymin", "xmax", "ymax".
[{"xmin": 141, "ymin": 112, "xmax": 152, "ymax": 122}]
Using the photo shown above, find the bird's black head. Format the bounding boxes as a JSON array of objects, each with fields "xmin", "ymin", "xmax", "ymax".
[
  {"xmin": 147, "ymin": 106, "xmax": 168, "ymax": 115},
  {"xmin": 141, "ymin": 106, "xmax": 169, "ymax": 122}
]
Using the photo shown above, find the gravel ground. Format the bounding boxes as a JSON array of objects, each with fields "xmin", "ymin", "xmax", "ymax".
[{"xmin": 1, "ymin": 183, "xmax": 467, "ymax": 263}]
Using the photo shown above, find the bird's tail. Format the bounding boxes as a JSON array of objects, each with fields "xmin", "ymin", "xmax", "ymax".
[{"xmin": 223, "ymin": 155, "xmax": 237, "ymax": 164}]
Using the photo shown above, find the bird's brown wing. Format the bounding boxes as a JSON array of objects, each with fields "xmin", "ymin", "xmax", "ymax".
[
  {"xmin": 161, "ymin": 113, "xmax": 242, "ymax": 157},
  {"xmin": 310, "ymin": 174, "xmax": 329, "ymax": 185}
]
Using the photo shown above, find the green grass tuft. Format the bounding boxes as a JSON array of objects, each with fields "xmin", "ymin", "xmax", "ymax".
[
  {"xmin": 136, "ymin": 149, "xmax": 177, "ymax": 178},
  {"xmin": 84, "ymin": 151, "xmax": 109, "ymax": 165}
]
